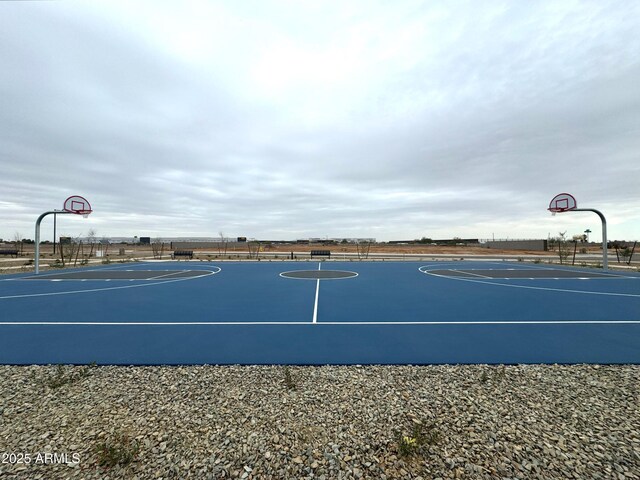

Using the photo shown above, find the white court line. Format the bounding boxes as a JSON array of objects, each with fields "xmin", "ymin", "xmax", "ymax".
[
  {"xmin": 148, "ymin": 271, "xmax": 193, "ymax": 280},
  {"xmin": 17, "ymin": 269, "xmax": 216, "ymax": 282},
  {"xmin": 1, "ymin": 263, "xmax": 220, "ymax": 281},
  {"xmin": 474, "ymin": 262, "xmax": 635, "ymax": 278},
  {"xmin": 15, "ymin": 275, "xmax": 199, "ymax": 282},
  {"xmin": 422, "ymin": 265, "xmax": 630, "ymax": 279},
  {"xmin": 0, "ymin": 268, "xmax": 221, "ymax": 300},
  {"xmin": 418, "ymin": 267, "xmax": 640, "ymax": 298},
  {"xmin": 2, "ymin": 320, "xmax": 639, "ymax": 326},
  {"xmin": 457, "ymin": 271, "xmax": 492, "ymax": 279},
  {"xmin": 312, "ymin": 262, "xmax": 321, "ymax": 324},
  {"xmin": 416, "ymin": 260, "xmax": 638, "ymax": 278},
  {"xmin": 279, "ymin": 270, "xmax": 359, "ymax": 280}
]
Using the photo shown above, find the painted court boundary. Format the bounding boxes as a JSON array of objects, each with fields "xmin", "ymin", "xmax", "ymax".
[
  {"xmin": 2, "ymin": 261, "xmax": 638, "ymax": 364},
  {"xmin": 3, "ymin": 320, "xmax": 639, "ymax": 325}
]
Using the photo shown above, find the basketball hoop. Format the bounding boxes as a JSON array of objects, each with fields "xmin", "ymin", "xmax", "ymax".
[
  {"xmin": 548, "ymin": 193, "xmax": 577, "ymax": 213},
  {"xmin": 34, "ymin": 194, "xmax": 93, "ymax": 275},
  {"xmin": 546, "ymin": 192, "xmax": 609, "ymax": 270},
  {"xmin": 63, "ymin": 195, "xmax": 92, "ymax": 217}
]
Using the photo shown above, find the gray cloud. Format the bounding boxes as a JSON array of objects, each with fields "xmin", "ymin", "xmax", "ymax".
[{"xmin": 1, "ymin": 1, "xmax": 639, "ymax": 242}]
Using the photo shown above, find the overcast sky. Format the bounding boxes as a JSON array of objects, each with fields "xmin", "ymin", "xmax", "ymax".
[{"xmin": 1, "ymin": 1, "xmax": 639, "ymax": 242}]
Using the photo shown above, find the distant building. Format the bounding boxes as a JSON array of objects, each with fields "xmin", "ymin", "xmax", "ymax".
[{"xmin": 139, "ymin": 237, "xmax": 151, "ymax": 245}]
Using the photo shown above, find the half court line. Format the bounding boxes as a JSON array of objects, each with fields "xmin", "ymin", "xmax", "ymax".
[{"xmin": 312, "ymin": 262, "xmax": 321, "ymax": 324}]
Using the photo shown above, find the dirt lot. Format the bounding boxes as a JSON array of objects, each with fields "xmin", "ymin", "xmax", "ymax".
[{"xmin": 259, "ymin": 243, "xmax": 554, "ymax": 256}]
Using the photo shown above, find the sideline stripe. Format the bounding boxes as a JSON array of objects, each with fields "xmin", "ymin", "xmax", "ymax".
[{"xmin": 2, "ymin": 320, "xmax": 639, "ymax": 326}]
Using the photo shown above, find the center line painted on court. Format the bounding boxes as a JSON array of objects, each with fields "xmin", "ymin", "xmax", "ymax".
[{"xmin": 312, "ymin": 262, "xmax": 321, "ymax": 324}]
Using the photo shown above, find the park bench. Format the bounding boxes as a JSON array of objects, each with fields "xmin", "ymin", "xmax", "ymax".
[
  {"xmin": 0, "ymin": 249, "xmax": 19, "ymax": 258},
  {"xmin": 310, "ymin": 250, "xmax": 331, "ymax": 259},
  {"xmin": 172, "ymin": 250, "xmax": 194, "ymax": 259}
]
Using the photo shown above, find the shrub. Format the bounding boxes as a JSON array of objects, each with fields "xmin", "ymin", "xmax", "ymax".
[
  {"xmin": 43, "ymin": 363, "xmax": 96, "ymax": 389},
  {"xmin": 94, "ymin": 431, "xmax": 140, "ymax": 467},
  {"xmin": 396, "ymin": 421, "xmax": 441, "ymax": 457},
  {"xmin": 283, "ymin": 365, "xmax": 296, "ymax": 391}
]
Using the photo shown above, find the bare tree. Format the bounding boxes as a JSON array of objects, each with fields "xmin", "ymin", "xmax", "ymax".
[
  {"xmin": 624, "ymin": 241, "xmax": 636, "ymax": 265},
  {"xmin": 356, "ymin": 239, "xmax": 372, "ymax": 260},
  {"xmin": 151, "ymin": 238, "xmax": 165, "ymax": 260},
  {"xmin": 13, "ymin": 232, "xmax": 23, "ymax": 256},
  {"xmin": 74, "ymin": 239, "xmax": 84, "ymax": 267},
  {"xmin": 247, "ymin": 240, "xmax": 261, "ymax": 259},
  {"xmin": 100, "ymin": 237, "xmax": 111, "ymax": 258},
  {"xmin": 58, "ymin": 235, "xmax": 69, "ymax": 266},
  {"xmin": 218, "ymin": 231, "xmax": 229, "ymax": 257},
  {"xmin": 87, "ymin": 229, "xmax": 98, "ymax": 257},
  {"xmin": 59, "ymin": 235, "xmax": 82, "ymax": 267},
  {"xmin": 556, "ymin": 232, "xmax": 570, "ymax": 264}
]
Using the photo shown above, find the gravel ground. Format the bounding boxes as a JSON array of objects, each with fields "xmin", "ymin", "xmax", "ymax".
[{"xmin": 0, "ymin": 364, "xmax": 638, "ymax": 480}]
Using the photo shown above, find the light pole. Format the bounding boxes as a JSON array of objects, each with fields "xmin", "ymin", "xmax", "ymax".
[{"xmin": 53, "ymin": 212, "xmax": 57, "ymax": 254}]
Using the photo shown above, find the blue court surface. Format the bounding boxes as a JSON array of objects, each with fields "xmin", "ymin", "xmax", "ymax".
[{"xmin": 1, "ymin": 261, "xmax": 639, "ymax": 365}]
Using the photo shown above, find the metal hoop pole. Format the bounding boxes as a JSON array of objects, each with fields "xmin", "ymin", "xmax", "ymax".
[
  {"xmin": 573, "ymin": 208, "xmax": 607, "ymax": 271},
  {"xmin": 35, "ymin": 210, "xmax": 72, "ymax": 274}
]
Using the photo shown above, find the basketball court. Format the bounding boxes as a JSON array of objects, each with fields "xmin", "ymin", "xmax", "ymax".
[
  {"xmin": 1, "ymin": 260, "xmax": 638, "ymax": 365},
  {"xmin": 2, "ymin": 191, "xmax": 637, "ymax": 364}
]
